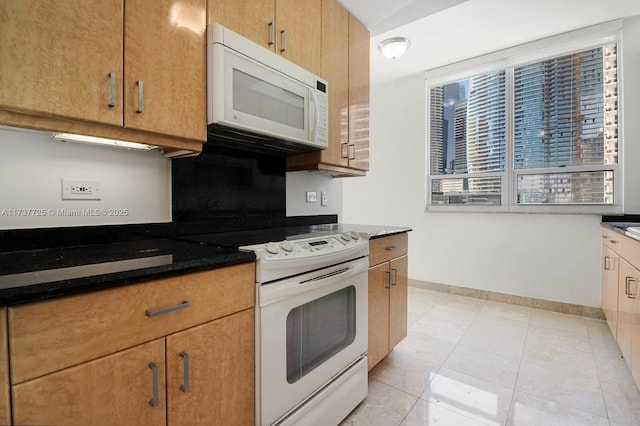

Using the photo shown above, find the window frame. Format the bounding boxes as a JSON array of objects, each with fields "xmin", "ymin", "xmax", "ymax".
[{"xmin": 425, "ymin": 20, "xmax": 623, "ymax": 214}]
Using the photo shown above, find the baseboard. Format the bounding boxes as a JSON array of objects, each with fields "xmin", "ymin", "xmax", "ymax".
[{"xmin": 409, "ymin": 279, "xmax": 605, "ymax": 320}]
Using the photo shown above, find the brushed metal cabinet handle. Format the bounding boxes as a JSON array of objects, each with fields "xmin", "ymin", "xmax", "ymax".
[
  {"xmin": 386, "ymin": 246, "xmax": 398, "ymax": 252},
  {"xmin": 149, "ymin": 363, "xmax": 159, "ymax": 408},
  {"xmin": 391, "ymin": 268, "xmax": 398, "ymax": 286},
  {"xmin": 348, "ymin": 143, "xmax": 356, "ymax": 160},
  {"xmin": 384, "ymin": 270, "xmax": 391, "ymax": 289},
  {"xmin": 145, "ymin": 301, "xmax": 190, "ymax": 318},
  {"xmin": 280, "ymin": 29, "xmax": 287, "ymax": 52},
  {"xmin": 625, "ymin": 277, "xmax": 631, "ymax": 296},
  {"xmin": 628, "ymin": 278, "xmax": 639, "ymax": 299},
  {"xmin": 136, "ymin": 80, "xmax": 144, "ymax": 113},
  {"xmin": 108, "ymin": 72, "xmax": 116, "ymax": 107},
  {"xmin": 341, "ymin": 143, "xmax": 349, "ymax": 159},
  {"xmin": 268, "ymin": 21, "xmax": 275, "ymax": 46},
  {"xmin": 180, "ymin": 352, "xmax": 190, "ymax": 393}
]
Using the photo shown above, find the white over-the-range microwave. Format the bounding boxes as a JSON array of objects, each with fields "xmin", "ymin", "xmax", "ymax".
[{"xmin": 207, "ymin": 23, "xmax": 329, "ymax": 154}]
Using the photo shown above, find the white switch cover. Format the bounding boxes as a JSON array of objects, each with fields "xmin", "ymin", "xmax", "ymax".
[
  {"xmin": 321, "ymin": 191, "xmax": 328, "ymax": 206},
  {"xmin": 62, "ymin": 178, "xmax": 101, "ymax": 200},
  {"xmin": 306, "ymin": 191, "xmax": 318, "ymax": 203}
]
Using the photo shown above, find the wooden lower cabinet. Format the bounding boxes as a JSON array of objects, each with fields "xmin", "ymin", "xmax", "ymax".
[
  {"xmin": 12, "ymin": 339, "xmax": 167, "ymax": 426},
  {"xmin": 367, "ymin": 233, "xmax": 409, "ymax": 371},
  {"xmin": 602, "ymin": 245, "xmax": 619, "ymax": 339},
  {"xmin": 368, "ymin": 263, "xmax": 391, "ymax": 369},
  {"xmin": 601, "ymin": 226, "xmax": 640, "ymax": 391},
  {"xmin": 389, "ymin": 256, "xmax": 409, "ymax": 349},
  {"xmin": 0, "ymin": 308, "xmax": 9, "ymax": 425},
  {"xmin": 6, "ymin": 264, "xmax": 255, "ymax": 425},
  {"xmin": 618, "ymin": 258, "xmax": 640, "ymax": 387},
  {"xmin": 166, "ymin": 308, "xmax": 255, "ymax": 426},
  {"xmin": 11, "ymin": 308, "xmax": 255, "ymax": 426}
]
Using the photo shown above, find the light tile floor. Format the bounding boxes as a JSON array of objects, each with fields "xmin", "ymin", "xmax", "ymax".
[{"xmin": 342, "ymin": 286, "xmax": 640, "ymax": 426}]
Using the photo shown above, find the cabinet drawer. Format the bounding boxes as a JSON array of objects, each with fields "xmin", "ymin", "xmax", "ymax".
[
  {"xmin": 369, "ymin": 233, "xmax": 408, "ymax": 267},
  {"xmin": 8, "ymin": 262, "xmax": 255, "ymax": 384},
  {"xmin": 602, "ymin": 228, "xmax": 622, "ymax": 252}
]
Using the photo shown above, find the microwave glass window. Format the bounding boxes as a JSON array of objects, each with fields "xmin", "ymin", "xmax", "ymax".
[
  {"xmin": 286, "ymin": 286, "xmax": 356, "ymax": 384},
  {"xmin": 233, "ymin": 69, "xmax": 304, "ymax": 130}
]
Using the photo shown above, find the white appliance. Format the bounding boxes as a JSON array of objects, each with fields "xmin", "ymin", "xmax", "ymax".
[
  {"xmin": 241, "ymin": 232, "xmax": 369, "ymax": 425},
  {"xmin": 207, "ymin": 23, "xmax": 328, "ymax": 154}
]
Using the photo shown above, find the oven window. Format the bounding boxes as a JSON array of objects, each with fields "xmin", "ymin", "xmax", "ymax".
[{"xmin": 286, "ymin": 286, "xmax": 356, "ymax": 384}]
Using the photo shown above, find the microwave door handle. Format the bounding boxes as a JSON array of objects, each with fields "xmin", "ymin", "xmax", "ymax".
[{"xmin": 309, "ymin": 89, "xmax": 319, "ymax": 141}]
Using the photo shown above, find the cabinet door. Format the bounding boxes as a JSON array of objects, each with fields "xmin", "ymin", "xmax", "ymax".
[
  {"xmin": 0, "ymin": 308, "xmax": 9, "ymax": 425},
  {"xmin": 347, "ymin": 15, "xmax": 370, "ymax": 171},
  {"xmin": 125, "ymin": 0, "xmax": 206, "ymax": 141},
  {"xmin": 207, "ymin": 0, "xmax": 276, "ymax": 51},
  {"xmin": 275, "ymin": 0, "xmax": 321, "ymax": 75},
  {"xmin": 389, "ymin": 256, "xmax": 408, "ymax": 349},
  {"xmin": 622, "ymin": 260, "xmax": 640, "ymax": 387},
  {"xmin": 368, "ymin": 263, "xmax": 390, "ymax": 371},
  {"xmin": 0, "ymin": 0, "xmax": 123, "ymax": 125},
  {"xmin": 618, "ymin": 258, "xmax": 635, "ymax": 371},
  {"xmin": 166, "ymin": 308, "xmax": 255, "ymax": 426},
  {"xmin": 11, "ymin": 339, "xmax": 166, "ymax": 426},
  {"xmin": 602, "ymin": 245, "xmax": 619, "ymax": 339},
  {"xmin": 315, "ymin": 0, "xmax": 349, "ymax": 168}
]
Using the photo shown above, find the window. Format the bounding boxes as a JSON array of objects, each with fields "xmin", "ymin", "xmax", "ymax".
[{"xmin": 426, "ymin": 24, "xmax": 620, "ymax": 213}]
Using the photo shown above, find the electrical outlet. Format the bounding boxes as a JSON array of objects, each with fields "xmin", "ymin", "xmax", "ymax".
[
  {"xmin": 62, "ymin": 178, "xmax": 101, "ymax": 200},
  {"xmin": 306, "ymin": 191, "xmax": 318, "ymax": 203},
  {"xmin": 321, "ymin": 191, "xmax": 328, "ymax": 206}
]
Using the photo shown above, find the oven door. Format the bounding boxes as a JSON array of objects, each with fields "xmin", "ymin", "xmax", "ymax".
[{"xmin": 258, "ymin": 257, "xmax": 368, "ymax": 425}]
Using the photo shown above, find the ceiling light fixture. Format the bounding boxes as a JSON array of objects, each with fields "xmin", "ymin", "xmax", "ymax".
[
  {"xmin": 51, "ymin": 133, "xmax": 158, "ymax": 150},
  {"xmin": 378, "ymin": 37, "xmax": 411, "ymax": 59}
]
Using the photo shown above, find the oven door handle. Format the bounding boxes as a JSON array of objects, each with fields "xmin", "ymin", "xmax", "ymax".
[{"xmin": 260, "ymin": 259, "xmax": 368, "ymax": 306}]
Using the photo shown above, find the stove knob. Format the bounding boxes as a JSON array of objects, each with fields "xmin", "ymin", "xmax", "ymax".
[
  {"xmin": 281, "ymin": 241, "xmax": 294, "ymax": 252},
  {"xmin": 341, "ymin": 232, "xmax": 351, "ymax": 241},
  {"xmin": 350, "ymin": 232, "xmax": 360, "ymax": 240},
  {"xmin": 266, "ymin": 243, "xmax": 280, "ymax": 254}
]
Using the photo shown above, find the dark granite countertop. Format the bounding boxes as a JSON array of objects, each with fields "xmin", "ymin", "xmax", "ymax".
[
  {"xmin": 0, "ymin": 216, "xmax": 410, "ymax": 306},
  {"xmin": 0, "ymin": 238, "xmax": 255, "ymax": 305}
]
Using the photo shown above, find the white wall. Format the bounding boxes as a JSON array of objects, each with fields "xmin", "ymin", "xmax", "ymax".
[
  {"xmin": 286, "ymin": 171, "xmax": 343, "ymax": 218},
  {"xmin": 342, "ymin": 67, "xmax": 607, "ymax": 308},
  {"xmin": 0, "ymin": 127, "xmax": 171, "ymax": 229}
]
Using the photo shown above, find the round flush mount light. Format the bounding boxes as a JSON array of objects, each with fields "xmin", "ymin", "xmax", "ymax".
[{"xmin": 378, "ymin": 37, "xmax": 411, "ymax": 59}]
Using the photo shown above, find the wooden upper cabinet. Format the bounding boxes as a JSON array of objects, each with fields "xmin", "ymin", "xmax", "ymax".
[
  {"xmin": 275, "ymin": 0, "xmax": 322, "ymax": 75},
  {"xmin": 318, "ymin": 0, "xmax": 349, "ymax": 168},
  {"xmin": 207, "ymin": 0, "xmax": 276, "ymax": 52},
  {"xmin": 125, "ymin": 0, "xmax": 206, "ymax": 141},
  {"xmin": 207, "ymin": 0, "xmax": 321, "ymax": 75},
  {"xmin": 0, "ymin": 0, "xmax": 123, "ymax": 126},
  {"xmin": 287, "ymin": 4, "xmax": 369, "ymax": 176},
  {"xmin": 348, "ymin": 14, "xmax": 370, "ymax": 172}
]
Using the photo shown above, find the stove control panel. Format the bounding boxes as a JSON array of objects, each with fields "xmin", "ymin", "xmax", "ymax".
[{"xmin": 241, "ymin": 232, "xmax": 367, "ymax": 262}]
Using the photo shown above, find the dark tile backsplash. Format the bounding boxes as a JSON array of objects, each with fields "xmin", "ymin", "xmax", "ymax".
[{"xmin": 171, "ymin": 143, "xmax": 287, "ymax": 223}]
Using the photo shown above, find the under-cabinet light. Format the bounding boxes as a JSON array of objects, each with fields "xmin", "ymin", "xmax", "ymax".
[{"xmin": 51, "ymin": 133, "xmax": 158, "ymax": 150}]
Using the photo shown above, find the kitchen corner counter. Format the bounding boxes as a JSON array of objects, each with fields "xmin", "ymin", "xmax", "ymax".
[
  {"xmin": 340, "ymin": 224, "xmax": 412, "ymax": 239},
  {"xmin": 601, "ymin": 222, "xmax": 640, "ymax": 243},
  {"xmin": 0, "ymin": 218, "xmax": 410, "ymax": 306},
  {"xmin": 0, "ymin": 239, "xmax": 255, "ymax": 306}
]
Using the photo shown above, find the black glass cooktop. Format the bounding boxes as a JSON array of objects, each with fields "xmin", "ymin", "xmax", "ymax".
[{"xmin": 180, "ymin": 223, "xmax": 343, "ymax": 248}]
